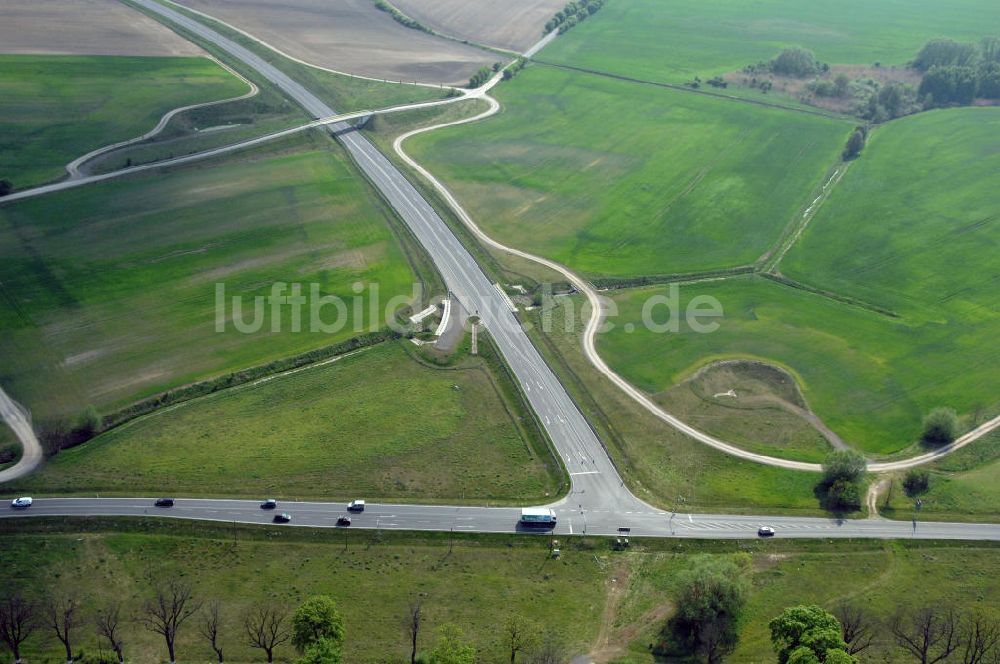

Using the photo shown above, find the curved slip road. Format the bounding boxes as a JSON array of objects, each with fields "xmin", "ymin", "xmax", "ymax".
[
  {"xmin": 3, "ymin": 0, "xmax": 999, "ymax": 542},
  {"xmin": 0, "ymin": 387, "xmax": 43, "ymax": 483}
]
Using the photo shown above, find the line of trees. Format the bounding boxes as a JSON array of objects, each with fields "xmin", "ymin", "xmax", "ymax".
[
  {"xmin": 1, "ymin": 584, "xmax": 568, "ymax": 663},
  {"xmin": 542, "ymin": 0, "xmax": 606, "ymax": 36},
  {"xmin": 771, "ymin": 603, "xmax": 1000, "ymax": 664},
  {"xmin": 0, "ymin": 584, "xmax": 345, "ymax": 664},
  {"xmin": 372, "ymin": 0, "xmax": 431, "ymax": 34}
]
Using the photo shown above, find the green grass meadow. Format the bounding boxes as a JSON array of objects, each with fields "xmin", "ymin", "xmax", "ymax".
[
  {"xmin": 408, "ymin": 65, "xmax": 850, "ymax": 279},
  {"xmin": 539, "ymin": 0, "xmax": 1000, "ymax": 84},
  {"xmin": 0, "ymin": 521, "xmax": 606, "ymax": 663},
  {"xmin": 598, "ymin": 276, "xmax": 999, "ymax": 455},
  {"xmin": 0, "ymin": 134, "xmax": 420, "ymax": 421},
  {"xmin": 9, "ymin": 341, "xmax": 561, "ymax": 503},
  {"xmin": 0, "ymin": 55, "xmax": 249, "ymax": 188}
]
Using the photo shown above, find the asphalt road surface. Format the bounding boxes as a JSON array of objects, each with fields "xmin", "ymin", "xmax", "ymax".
[
  {"xmin": 5, "ymin": 498, "xmax": 1000, "ymax": 541},
  {"xmin": 3, "ymin": 0, "xmax": 998, "ymax": 542}
]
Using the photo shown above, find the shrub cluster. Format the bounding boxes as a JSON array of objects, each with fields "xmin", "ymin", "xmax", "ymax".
[
  {"xmin": 915, "ymin": 37, "xmax": 1000, "ymax": 107},
  {"xmin": 817, "ymin": 450, "xmax": 867, "ymax": 513},
  {"xmin": 372, "ymin": 0, "xmax": 430, "ymax": 34}
]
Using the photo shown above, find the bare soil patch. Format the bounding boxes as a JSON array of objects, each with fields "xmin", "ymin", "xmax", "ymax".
[
  {"xmin": 174, "ymin": 0, "xmax": 497, "ymax": 85},
  {"xmin": 391, "ymin": 0, "xmax": 565, "ymax": 52},
  {"xmin": 0, "ymin": 0, "xmax": 203, "ymax": 56}
]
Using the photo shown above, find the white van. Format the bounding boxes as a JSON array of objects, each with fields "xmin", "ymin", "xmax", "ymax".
[{"xmin": 347, "ymin": 500, "xmax": 365, "ymax": 512}]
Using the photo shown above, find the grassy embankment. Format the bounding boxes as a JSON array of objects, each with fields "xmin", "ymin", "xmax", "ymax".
[{"xmin": 8, "ymin": 339, "xmax": 563, "ymax": 504}]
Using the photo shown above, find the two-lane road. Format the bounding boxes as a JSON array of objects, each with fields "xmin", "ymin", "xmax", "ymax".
[{"xmin": 7, "ymin": 498, "xmax": 1000, "ymax": 541}]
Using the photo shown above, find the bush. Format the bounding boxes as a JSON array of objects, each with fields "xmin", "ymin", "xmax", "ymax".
[
  {"xmin": 902, "ymin": 469, "xmax": 931, "ymax": 497},
  {"xmin": 825, "ymin": 479, "xmax": 862, "ymax": 512},
  {"xmin": 922, "ymin": 408, "xmax": 958, "ymax": 446},
  {"xmin": 842, "ymin": 128, "xmax": 865, "ymax": 160},
  {"xmin": 771, "ymin": 47, "xmax": 823, "ymax": 77},
  {"xmin": 0, "ymin": 179, "xmax": 11, "ymax": 196}
]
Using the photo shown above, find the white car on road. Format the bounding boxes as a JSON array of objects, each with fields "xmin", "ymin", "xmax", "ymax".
[{"xmin": 10, "ymin": 497, "xmax": 32, "ymax": 509}]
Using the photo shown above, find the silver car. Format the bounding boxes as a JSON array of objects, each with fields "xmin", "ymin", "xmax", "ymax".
[{"xmin": 10, "ymin": 497, "xmax": 32, "ymax": 509}]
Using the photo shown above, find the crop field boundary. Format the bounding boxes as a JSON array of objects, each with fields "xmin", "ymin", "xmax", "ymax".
[
  {"xmin": 151, "ymin": 0, "xmax": 470, "ymax": 91},
  {"xmin": 372, "ymin": 0, "xmax": 522, "ymax": 58},
  {"xmin": 532, "ymin": 59, "xmax": 847, "ymax": 120}
]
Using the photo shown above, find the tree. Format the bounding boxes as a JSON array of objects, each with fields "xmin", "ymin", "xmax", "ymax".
[
  {"xmin": 404, "ymin": 599, "xmax": 423, "ymax": 664},
  {"xmin": 667, "ymin": 554, "xmax": 749, "ymax": 663},
  {"xmin": 245, "ymin": 604, "xmax": 291, "ymax": 663},
  {"xmin": 0, "ymin": 593, "xmax": 38, "ymax": 664},
  {"xmin": 200, "ymin": 601, "xmax": 225, "ymax": 663},
  {"xmin": 46, "ymin": 594, "xmax": 84, "ymax": 663},
  {"xmin": 292, "ymin": 596, "xmax": 345, "ymax": 655},
  {"xmin": 771, "ymin": 47, "xmax": 822, "ymax": 77},
  {"xmin": 903, "ymin": 469, "xmax": 931, "ymax": 497},
  {"xmin": 0, "ymin": 180, "xmax": 11, "ymax": 197},
  {"xmin": 842, "ymin": 129, "xmax": 866, "ymax": 160},
  {"xmin": 297, "ymin": 637, "xmax": 342, "ymax": 664},
  {"xmin": 139, "ymin": 580, "xmax": 203, "ymax": 664},
  {"xmin": 832, "ymin": 603, "xmax": 875, "ymax": 656},
  {"xmin": 834, "ymin": 74, "xmax": 851, "ymax": 97},
  {"xmin": 958, "ymin": 613, "xmax": 1000, "ymax": 664},
  {"xmin": 769, "ymin": 605, "xmax": 858, "ymax": 664},
  {"xmin": 922, "ymin": 408, "xmax": 959, "ymax": 446},
  {"xmin": 428, "ymin": 624, "xmax": 476, "ymax": 664},
  {"xmin": 503, "ymin": 614, "xmax": 539, "ymax": 663},
  {"xmin": 822, "ymin": 451, "xmax": 867, "ymax": 485},
  {"xmin": 914, "ymin": 39, "xmax": 980, "ymax": 71},
  {"xmin": 95, "ymin": 604, "xmax": 126, "ymax": 664},
  {"xmin": 891, "ymin": 607, "xmax": 960, "ymax": 664},
  {"xmin": 826, "ymin": 479, "xmax": 862, "ymax": 512}
]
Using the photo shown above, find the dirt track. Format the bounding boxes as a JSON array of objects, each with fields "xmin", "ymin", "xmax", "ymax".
[
  {"xmin": 391, "ymin": 0, "xmax": 565, "ymax": 52},
  {"xmin": 0, "ymin": 0, "xmax": 203, "ymax": 56},
  {"xmin": 173, "ymin": 0, "xmax": 496, "ymax": 85}
]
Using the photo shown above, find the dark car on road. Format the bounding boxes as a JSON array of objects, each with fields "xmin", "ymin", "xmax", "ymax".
[
  {"xmin": 758, "ymin": 525, "xmax": 776, "ymax": 537},
  {"xmin": 337, "ymin": 515, "xmax": 352, "ymax": 526},
  {"xmin": 273, "ymin": 513, "xmax": 291, "ymax": 523},
  {"xmin": 154, "ymin": 498, "xmax": 175, "ymax": 507},
  {"xmin": 260, "ymin": 498, "xmax": 277, "ymax": 509}
]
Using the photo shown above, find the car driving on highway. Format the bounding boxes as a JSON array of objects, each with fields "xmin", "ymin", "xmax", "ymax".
[
  {"xmin": 347, "ymin": 500, "xmax": 365, "ymax": 512},
  {"xmin": 273, "ymin": 513, "xmax": 291, "ymax": 523},
  {"xmin": 154, "ymin": 497, "xmax": 174, "ymax": 507},
  {"xmin": 260, "ymin": 498, "xmax": 277, "ymax": 509},
  {"xmin": 337, "ymin": 515, "xmax": 352, "ymax": 526},
  {"xmin": 758, "ymin": 525, "xmax": 776, "ymax": 537},
  {"xmin": 10, "ymin": 497, "xmax": 32, "ymax": 509}
]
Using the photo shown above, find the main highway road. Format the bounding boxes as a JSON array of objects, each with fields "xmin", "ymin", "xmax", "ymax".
[{"xmin": 3, "ymin": 0, "xmax": 999, "ymax": 543}]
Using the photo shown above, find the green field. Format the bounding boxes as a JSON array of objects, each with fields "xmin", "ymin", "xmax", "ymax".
[
  {"xmin": 0, "ymin": 521, "xmax": 605, "ymax": 663},
  {"xmin": 782, "ymin": 108, "xmax": 1000, "ymax": 321},
  {"xmin": 597, "ymin": 276, "xmax": 1000, "ymax": 455},
  {"xmin": 408, "ymin": 65, "xmax": 850, "ymax": 279},
  {"xmin": 539, "ymin": 0, "xmax": 1000, "ymax": 84},
  {"xmin": 0, "ymin": 133, "xmax": 422, "ymax": 422},
  {"xmin": 9, "ymin": 341, "xmax": 561, "ymax": 502},
  {"xmin": 613, "ymin": 541, "xmax": 1000, "ymax": 662},
  {"xmin": 0, "ymin": 55, "xmax": 249, "ymax": 188}
]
